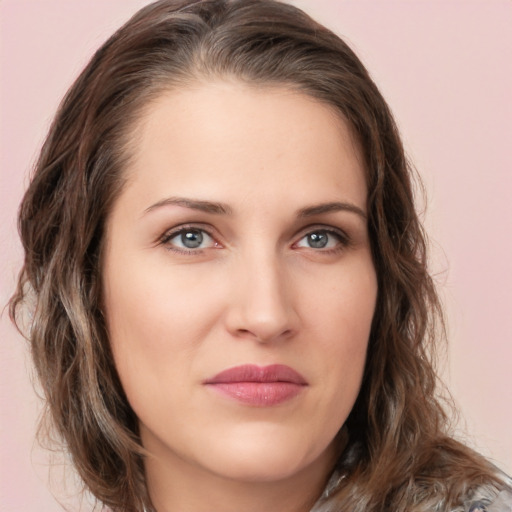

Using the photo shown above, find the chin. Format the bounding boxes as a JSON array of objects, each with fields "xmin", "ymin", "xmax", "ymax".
[
  {"xmin": 210, "ymin": 453, "xmax": 309, "ymax": 483},
  {"xmin": 198, "ymin": 427, "xmax": 332, "ymax": 483}
]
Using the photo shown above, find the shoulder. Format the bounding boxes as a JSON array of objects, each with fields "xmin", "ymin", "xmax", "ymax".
[
  {"xmin": 312, "ymin": 438, "xmax": 512, "ymax": 512},
  {"xmin": 463, "ymin": 479, "xmax": 512, "ymax": 512},
  {"xmin": 449, "ymin": 470, "xmax": 512, "ymax": 512},
  {"xmin": 464, "ymin": 489, "xmax": 512, "ymax": 512}
]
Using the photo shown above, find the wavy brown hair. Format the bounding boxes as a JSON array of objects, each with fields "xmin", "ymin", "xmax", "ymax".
[{"xmin": 10, "ymin": 1, "xmax": 506, "ymax": 511}]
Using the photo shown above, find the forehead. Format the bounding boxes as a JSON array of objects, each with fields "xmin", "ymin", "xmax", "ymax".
[{"xmin": 120, "ymin": 80, "xmax": 367, "ymax": 213}]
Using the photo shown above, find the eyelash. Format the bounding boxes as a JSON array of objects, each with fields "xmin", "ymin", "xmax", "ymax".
[
  {"xmin": 159, "ymin": 224, "xmax": 350, "ymax": 255},
  {"xmin": 293, "ymin": 227, "xmax": 350, "ymax": 254},
  {"xmin": 159, "ymin": 224, "xmax": 218, "ymax": 255}
]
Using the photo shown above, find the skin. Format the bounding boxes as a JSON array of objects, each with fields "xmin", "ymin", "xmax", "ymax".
[{"xmin": 102, "ymin": 80, "xmax": 378, "ymax": 512}]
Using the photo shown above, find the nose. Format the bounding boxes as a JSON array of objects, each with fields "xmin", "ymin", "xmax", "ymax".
[{"xmin": 224, "ymin": 251, "xmax": 297, "ymax": 343}]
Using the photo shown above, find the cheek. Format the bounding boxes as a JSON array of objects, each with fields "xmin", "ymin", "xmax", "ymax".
[
  {"xmin": 303, "ymin": 258, "xmax": 376, "ymax": 408},
  {"xmin": 301, "ymin": 255, "xmax": 377, "ymax": 345},
  {"xmin": 102, "ymin": 252, "xmax": 226, "ymax": 398}
]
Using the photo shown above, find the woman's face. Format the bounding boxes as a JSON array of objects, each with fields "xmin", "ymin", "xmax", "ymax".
[{"xmin": 103, "ymin": 81, "xmax": 377, "ymax": 488}]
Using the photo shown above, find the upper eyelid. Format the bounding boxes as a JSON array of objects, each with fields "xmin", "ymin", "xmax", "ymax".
[
  {"xmin": 157, "ymin": 222, "xmax": 351, "ymax": 248},
  {"xmin": 292, "ymin": 226, "xmax": 353, "ymax": 253},
  {"xmin": 296, "ymin": 230, "xmax": 348, "ymax": 245},
  {"xmin": 160, "ymin": 223, "xmax": 216, "ymax": 242},
  {"xmin": 294, "ymin": 224, "xmax": 349, "ymax": 240},
  {"xmin": 159, "ymin": 226, "xmax": 219, "ymax": 254}
]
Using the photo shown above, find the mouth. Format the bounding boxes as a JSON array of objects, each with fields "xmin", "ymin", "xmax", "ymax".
[{"xmin": 203, "ymin": 364, "xmax": 308, "ymax": 406}]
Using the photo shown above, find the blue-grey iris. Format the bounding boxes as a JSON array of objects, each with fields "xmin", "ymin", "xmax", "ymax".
[
  {"xmin": 308, "ymin": 232, "xmax": 328, "ymax": 248},
  {"xmin": 182, "ymin": 230, "xmax": 203, "ymax": 248}
]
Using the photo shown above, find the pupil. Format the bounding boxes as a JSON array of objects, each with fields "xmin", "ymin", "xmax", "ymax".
[
  {"xmin": 181, "ymin": 230, "xmax": 203, "ymax": 248},
  {"xmin": 308, "ymin": 232, "xmax": 328, "ymax": 248}
]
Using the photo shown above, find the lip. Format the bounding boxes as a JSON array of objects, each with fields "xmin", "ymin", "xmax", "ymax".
[{"xmin": 203, "ymin": 364, "xmax": 308, "ymax": 406}]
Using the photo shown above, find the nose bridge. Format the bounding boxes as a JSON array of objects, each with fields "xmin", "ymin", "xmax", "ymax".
[{"xmin": 227, "ymin": 243, "xmax": 295, "ymax": 342}]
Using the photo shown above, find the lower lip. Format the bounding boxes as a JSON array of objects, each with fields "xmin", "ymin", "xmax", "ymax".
[{"xmin": 205, "ymin": 382, "xmax": 305, "ymax": 406}]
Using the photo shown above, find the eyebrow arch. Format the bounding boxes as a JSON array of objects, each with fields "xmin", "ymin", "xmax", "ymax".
[
  {"xmin": 297, "ymin": 202, "xmax": 367, "ymax": 220},
  {"xmin": 144, "ymin": 196, "xmax": 233, "ymax": 215},
  {"xmin": 144, "ymin": 197, "xmax": 366, "ymax": 220}
]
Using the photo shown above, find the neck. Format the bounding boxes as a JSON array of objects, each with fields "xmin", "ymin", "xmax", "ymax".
[
  {"xmin": 148, "ymin": 466, "xmax": 328, "ymax": 512},
  {"xmin": 144, "ymin": 437, "xmax": 343, "ymax": 512}
]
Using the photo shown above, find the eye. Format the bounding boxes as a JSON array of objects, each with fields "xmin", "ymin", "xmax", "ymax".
[
  {"xmin": 161, "ymin": 227, "xmax": 218, "ymax": 252},
  {"xmin": 295, "ymin": 229, "xmax": 346, "ymax": 250}
]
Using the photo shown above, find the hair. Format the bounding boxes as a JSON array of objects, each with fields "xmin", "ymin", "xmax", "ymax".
[{"xmin": 9, "ymin": 1, "xmax": 507, "ymax": 511}]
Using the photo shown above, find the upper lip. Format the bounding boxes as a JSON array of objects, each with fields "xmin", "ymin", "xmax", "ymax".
[{"xmin": 204, "ymin": 364, "xmax": 308, "ymax": 385}]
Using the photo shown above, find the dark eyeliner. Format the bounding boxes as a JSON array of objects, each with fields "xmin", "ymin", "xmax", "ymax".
[
  {"xmin": 296, "ymin": 225, "xmax": 352, "ymax": 253},
  {"xmin": 158, "ymin": 224, "xmax": 216, "ymax": 254}
]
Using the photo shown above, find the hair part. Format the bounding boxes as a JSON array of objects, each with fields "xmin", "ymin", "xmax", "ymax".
[{"xmin": 10, "ymin": 1, "xmax": 505, "ymax": 510}]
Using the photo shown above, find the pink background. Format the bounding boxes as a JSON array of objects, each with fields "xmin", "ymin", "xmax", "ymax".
[{"xmin": 1, "ymin": 1, "xmax": 510, "ymax": 510}]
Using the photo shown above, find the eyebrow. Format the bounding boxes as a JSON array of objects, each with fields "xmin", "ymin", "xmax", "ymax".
[
  {"xmin": 144, "ymin": 196, "xmax": 366, "ymax": 220},
  {"xmin": 144, "ymin": 197, "xmax": 233, "ymax": 215},
  {"xmin": 297, "ymin": 202, "xmax": 367, "ymax": 220}
]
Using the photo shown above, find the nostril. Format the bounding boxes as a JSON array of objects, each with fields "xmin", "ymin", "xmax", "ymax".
[{"xmin": 234, "ymin": 326, "xmax": 294, "ymax": 343}]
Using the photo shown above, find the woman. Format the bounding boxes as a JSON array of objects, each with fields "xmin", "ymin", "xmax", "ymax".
[{"xmin": 7, "ymin": 0, "xmax": 511, "ymax": 511}]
